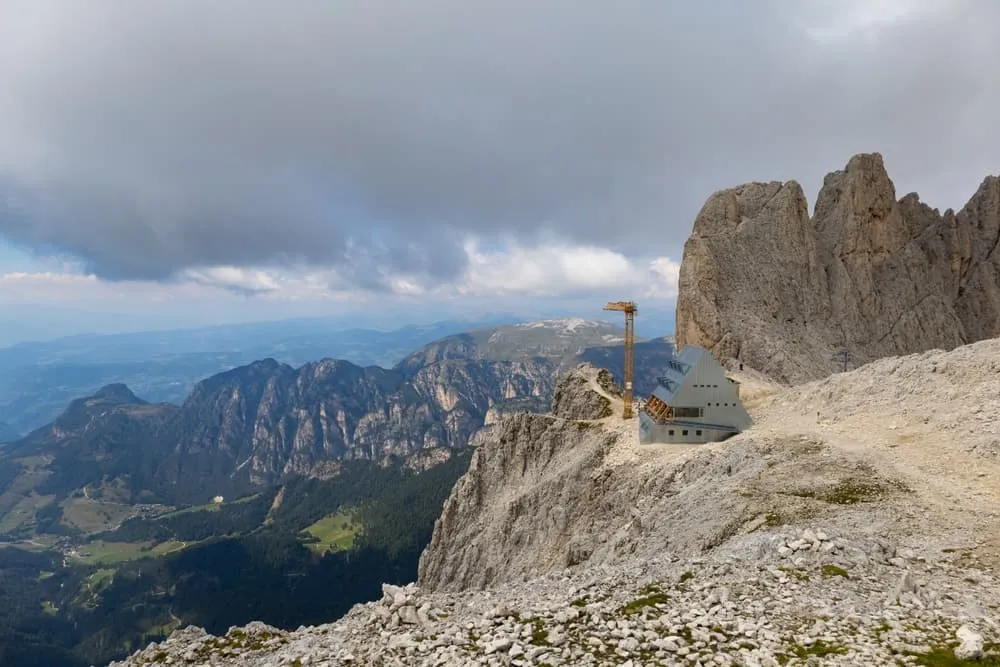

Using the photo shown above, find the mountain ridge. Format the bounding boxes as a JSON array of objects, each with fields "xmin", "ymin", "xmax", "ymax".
[
  {"xmin": 676, "ymin": 152, "xmax": 1000, "ymax": 382},
  {"xmin": 0, "ymin": 320, "xmax": 676, "ymax": 509}
]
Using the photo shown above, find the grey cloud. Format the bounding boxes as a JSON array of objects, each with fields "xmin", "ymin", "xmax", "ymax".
[{"xmin": 0, "ymin": 0, "xmax": 998, "ymax": 286}]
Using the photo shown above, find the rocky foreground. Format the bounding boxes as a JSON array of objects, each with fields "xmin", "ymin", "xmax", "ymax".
[
  {"xmin": 109, "ymin": 342, "xmax": 1000, "ymax": 666},
  {"xmin": 112, "ymin": 528, "xmax": 998, "ymax": 666}
]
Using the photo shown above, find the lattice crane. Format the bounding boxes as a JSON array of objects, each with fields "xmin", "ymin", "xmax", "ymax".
[{"xmin": 602, "ymin": 300, "xmax": 637, "ymax": 419}]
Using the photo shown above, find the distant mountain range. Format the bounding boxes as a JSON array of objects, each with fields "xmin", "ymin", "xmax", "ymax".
[
  {"xmin": 0, "ymin": 314, "xmax": 524, "ymax": 436},
  {"xmin": 0, "ymin": 319, "xmax": 675, "ymax": 513}
]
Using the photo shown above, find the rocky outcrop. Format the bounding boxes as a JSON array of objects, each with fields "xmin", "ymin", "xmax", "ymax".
[
  {"xmin": 483, "ymin": 396, "xmax": 550, "ymax": 425},
  {"xmin": 550, "ymin": 363, "xmax": 618, "ymax": 420},
  {"xmin": 110, "ymin": 552, "xmax": 1000, "ymax": 667},
  {"xmin": 676, "ymin": 152, "xmax": 1000, "ymax": 383},
  {"xmin": 417, "ymin": 412, "xmax": 617, "ymax": 591},
  {"xmin": 417, "ymin": 407, "xmax": 914, "ymax": 593}
]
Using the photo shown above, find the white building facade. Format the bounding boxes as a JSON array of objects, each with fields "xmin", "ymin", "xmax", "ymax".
[{"xmin": 638, "ymin": 344, "xmax": 753, "ymax": 445}]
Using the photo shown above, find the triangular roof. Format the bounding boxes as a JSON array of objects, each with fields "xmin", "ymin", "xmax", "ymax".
[{"xmin": 651, "ymin": 345, "xmax": 706, "ymax": 404}]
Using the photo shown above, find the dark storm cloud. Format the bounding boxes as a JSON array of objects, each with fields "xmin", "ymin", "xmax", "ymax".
[{"xmin": 0, "ymin": 1, "xmax": 998, "ymax": 285}]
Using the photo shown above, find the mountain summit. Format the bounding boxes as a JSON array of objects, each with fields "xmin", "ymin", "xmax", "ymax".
[
  {"xmin": 91, "ymin": 383, "xmax": 146, "ymax": 404},
  {"xmin": 676, "ymin": 152, "xmax": 1000, "ymax": 383}
]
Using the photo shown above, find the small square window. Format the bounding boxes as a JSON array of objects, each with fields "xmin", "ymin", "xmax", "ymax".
[
  {"xmin": 668, "ymin": 429, "xmax": 675, "ymax": 436},
  {"xmin": 696, "ymin": 430, "xmax": 702, "ymax": 436},
  {"xmin": 682, "ymin": 429, "xmax": 689, "ymax": 436}
]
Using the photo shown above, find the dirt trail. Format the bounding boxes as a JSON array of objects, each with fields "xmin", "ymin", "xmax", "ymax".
[
  {"xmin": 595, "ymin": 338, "xmax": 1000, "ymax": 568},
  {"xmin": 751, "ymin": 343, "xmax": 1000, "ymax": 568},
  {"xmin": 588, "ymin": 375, "xmax": 624, "ymax": 414}
]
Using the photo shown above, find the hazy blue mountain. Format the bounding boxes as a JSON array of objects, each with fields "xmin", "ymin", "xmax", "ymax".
[
  {"xmin": 0, "ymin": 314, "xmax": 522, "ymax": 434},
  {"xmin": 0, "ymin": 421, "xmax": 18, "ymax": 443}
]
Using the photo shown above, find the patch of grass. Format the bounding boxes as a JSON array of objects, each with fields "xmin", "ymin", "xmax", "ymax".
[
  {"xmin": 74, "ymin": 567, "xmax": 118, "ymax": 608},
  {"xmin": 907, "ymin": 645, "xmax": 1000, "ymax": 666},
  {"xmin": 765, "ymin": 512, "xmax": 783, "ymax": 527},
  {"xmin": 0, "ymin": 491, "xmax": 55, "ymax": 534},
  {"xmin": 528, "ymin": 618, "xmax": 550, "ymax": 646},
  {"xmin": 821, "ymin": 481, "xmax": 884, "ymax": 504},
  {"xmin": 821, "ymin": 564, "xmax": 849, "ymax": 579},
  {"xmin": 61, "ymin": 497, "xmax": 135, "ymax": 534},
  {"xmin": 74, "ymin": 539, "xmax": 187, "ymax": 565},
  {"xmin": 790, "ymin": 641, "xmax": 848, "ymax": 659},
  {"xmin": 679, "ymin": 571, "xmax": 694, "ymax": 583},
  {"xmin": 158, "ymin": 502, "xmax": 221, "ymax": 519},
  {"xmin": 570, "ymin": 592, "xmax": 608, "ymax": 608},
  {"xmin": 301, "ymin": 510, "xmax": 359, "ymax": 553},
  {"xmin": 788, "ymin": 476, "xmax": 909, "ymax": 506},
  {"xmin": 156, "ymin": 492, "xmax": 258, "ymax": 519},
  {"xmin": 618, "ymin": 585, "xmax": 670, "ymax": 616}
]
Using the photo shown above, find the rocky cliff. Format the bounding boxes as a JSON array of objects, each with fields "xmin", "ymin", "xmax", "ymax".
[
  {"xmin": 676, "ymin": 152, "xmax": 1000, "ymax": 382},
  {"xmin": 153, "ymin": 356, "xmax": 555, "ymax": 501},
  {"xmin": 550, "ymin": 362, "xmax": 619, "ymax": 420},
  {"xmin": 417, "ymin": 400, "xmax": 906, "ymax": 595},
  {"xmin": 117, "ymin": 340, "xmax": 1000, "ymax": 665}
]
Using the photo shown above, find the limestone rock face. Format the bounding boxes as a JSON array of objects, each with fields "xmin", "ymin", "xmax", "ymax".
[
  {"xmin": 153, "ymin": 356, "xmax": 555, "ymax": 501},
  {"xmin": 416, "ymin": 412, "xmax": 618, "ymax": 592},
  {"xmin": 676, "ymin": 152, "xmax": 1000, "ymax": 383},
  {"xmin": 550, "ymin": 363, "xmax": 619, "ymax": 420}
]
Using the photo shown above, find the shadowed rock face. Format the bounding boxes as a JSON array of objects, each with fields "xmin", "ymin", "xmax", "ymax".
[{"xmin": 676, "ymin": 152, "xmax": 1000, "ymax": 383}]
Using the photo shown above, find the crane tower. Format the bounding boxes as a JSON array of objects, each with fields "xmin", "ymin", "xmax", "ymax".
[{"xmin": 602, "ymin": 300, "xmax": 637, "ymax": 419}]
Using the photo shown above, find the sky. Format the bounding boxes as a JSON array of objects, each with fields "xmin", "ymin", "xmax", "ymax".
[{"xmin": 1, "ymin": 0, "xmax": 999, "ymax": 343}]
